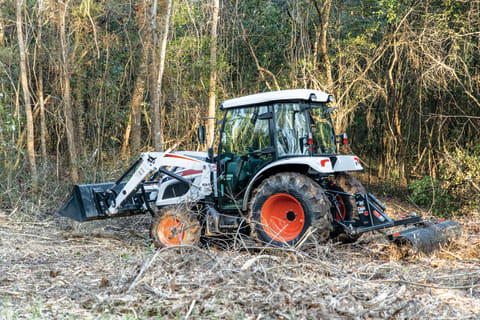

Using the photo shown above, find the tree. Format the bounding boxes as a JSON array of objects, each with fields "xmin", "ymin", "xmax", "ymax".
[
  {"xmin": 123, "ymin": 58, "xmax": 147, "ymax": 155},
  {"xmin": 206, "ymin": 0, "xmax": 220, "ymax": 147},
  {"xmin": 312, "ymin": 0, "xmax": 333, "ymax": 90},
  {"xmin": 59, "ymin": 0, "xmax": 78, "ymax": 183},
  {"xmin": 0, "ymin": 0, "xmax": 4, "ymax": 47},
  {"xmin": 35, "ymin": 0, "xmax": 47, "ymax": 163},
  {"xmin": 151, "ymin": 0, "xmax": 173, "ymax": 151},
  {"xmin": 16, "ymin": 0, "xmax": 37, "ymax": 190}
]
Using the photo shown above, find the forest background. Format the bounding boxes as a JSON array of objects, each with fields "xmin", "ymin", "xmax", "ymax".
[{"xmin": 0, "ymin": 0, "xmax": 479, "ymax": 215}]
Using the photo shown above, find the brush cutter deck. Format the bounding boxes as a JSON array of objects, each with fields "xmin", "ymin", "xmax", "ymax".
[
  {"xmin": 388, "ymin": 220, "xmax": 461, "ymax": 253},
  {"xmin": 332, "ymin": 192, "xmax": 461, "ymax": 253}
]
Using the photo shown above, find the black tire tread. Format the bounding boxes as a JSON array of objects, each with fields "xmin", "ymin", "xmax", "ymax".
[{"xmin": 248, "ymin": 172, "xmax": 333, "ymax": 246}]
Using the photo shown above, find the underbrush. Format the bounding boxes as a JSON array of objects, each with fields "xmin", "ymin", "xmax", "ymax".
[
  {"xmin": 0, "ymin": 153, "xmax": 137, "ymax": 217},
  {"xmin": 408, "ymin": 147, "xmax": 480, "ymax": 217}
]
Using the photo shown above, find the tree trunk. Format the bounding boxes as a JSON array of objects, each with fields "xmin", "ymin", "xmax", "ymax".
[
  {"xmin": 151, "ymin": 0, "xmax": 173, "ymax": 152},
  {"xmin": 59, "ymin": 0, "xmax": 78, "ymax": 183},
  {"xmin": 206, "ymin": 0, "xmax": 220, "ymax": 147},
  {"xmin": 123, "ymin": 57, "xmax": 147, "ymax": 155},
  {"xmin": 313, "ymin": 0, "xmax": 333, "ymax": 89},
  {"xmin": 16, "ymin": 0, "xmax": 38, "ymax": 190},
  {"xmin": 0, "ymin": 1, "xmax": 4, "ymax": 46},
  {"xmin": 36, "ymin": 0, "xmax": 47, "ymax": 163},
  {"xmin": 73, "ymin": 77, "xmax": 85, "ymax": 156}
]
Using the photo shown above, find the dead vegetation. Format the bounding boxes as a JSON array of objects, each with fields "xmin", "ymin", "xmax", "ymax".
[{"xmin": 0, "ymin": 199, "xmax": 479, "ymax": 319}]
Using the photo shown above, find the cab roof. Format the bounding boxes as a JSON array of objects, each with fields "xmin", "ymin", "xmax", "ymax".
[{"xmin": 220, "ymin": 89, "xmax": 333, "ymax": 110}]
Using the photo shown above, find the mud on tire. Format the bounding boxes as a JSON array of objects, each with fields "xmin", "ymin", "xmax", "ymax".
[
  {"xmin": 150, "ymin": 206, "xmax": 201, "ymax": 248},
  {"xmin": 249, "ymin": 172, "xmax": 333, "ymax": 247}
]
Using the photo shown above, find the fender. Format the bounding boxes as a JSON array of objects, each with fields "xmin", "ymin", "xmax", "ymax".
[{"xmin": 241, "ymin": 155, "xmax": 363, "ymax": 211}]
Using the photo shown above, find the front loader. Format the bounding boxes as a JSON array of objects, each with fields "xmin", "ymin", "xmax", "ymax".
[{"xmin": 58, "ymin": 89, "xmax": 461, "ymax": 253}]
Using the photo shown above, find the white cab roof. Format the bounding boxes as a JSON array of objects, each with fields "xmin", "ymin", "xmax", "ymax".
[{"xmin": 220, "ymin": 89, "xmax": 333, "ymax": 109}]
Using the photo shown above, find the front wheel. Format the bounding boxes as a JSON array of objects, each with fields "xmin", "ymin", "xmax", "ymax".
[
  {"xmin": 150, "ymin": 206, "xmax": 201, "ymax": 248},
  {"xmin": 249, "ymin": 172, "xmax": 333, "ymax": 247}
]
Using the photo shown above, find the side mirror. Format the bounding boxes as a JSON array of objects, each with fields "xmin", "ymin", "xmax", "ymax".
[
  {"xmin": 197, "ymin": 124, "xmax": 206, "ymax": 145},
  {"xmin": 207, "ymin": 147, "xmax": 214, "ymax": 161},
  {"xmin": 336, "ymin": 132, "xmax": 348, "ymax": 150},
  {"xmin": 327, "ymin": 106, "xmax": 339, "ymax": 114}
]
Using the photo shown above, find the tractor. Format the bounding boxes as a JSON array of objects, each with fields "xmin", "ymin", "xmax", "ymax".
[{"xmin": 58, "ymin": 89, "xmax": 460, "ymax": 252}]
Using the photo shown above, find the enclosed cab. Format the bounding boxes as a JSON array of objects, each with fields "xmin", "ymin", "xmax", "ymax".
[{"xmin": 215, "ymin": 89, "xmax": 362, "ymax": 213}]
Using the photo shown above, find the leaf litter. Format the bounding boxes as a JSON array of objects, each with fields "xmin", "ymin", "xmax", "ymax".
[{"xmin": 0, "ymin": 200, "xmax": 478, "ymax": 319}]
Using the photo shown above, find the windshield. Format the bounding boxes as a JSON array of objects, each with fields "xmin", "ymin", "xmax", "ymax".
[{"xmin": 310, "ymin": 103, "xmax": 336, "ymax": 155}]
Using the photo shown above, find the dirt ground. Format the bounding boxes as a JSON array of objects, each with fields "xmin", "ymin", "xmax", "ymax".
[{"xmin": 0, "ymin": 197, "xmax": 479, "ymax": 319}]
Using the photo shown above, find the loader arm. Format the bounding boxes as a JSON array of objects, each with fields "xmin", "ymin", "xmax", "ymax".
[{"xmin": 107, "ymin": 152, "xmax": 211, "ymax": 214}]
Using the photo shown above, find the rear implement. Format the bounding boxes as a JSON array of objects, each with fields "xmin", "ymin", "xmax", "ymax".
[
  {"xmin": 329, "ymin": 192, "xmax": 461, "ymax": 253},
  {"xmin": 389, "ymin": 220, "xmax": 461, "ymax": 254}
]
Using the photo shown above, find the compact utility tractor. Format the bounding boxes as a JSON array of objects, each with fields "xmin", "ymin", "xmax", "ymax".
[{"xmin": 59, "ymin": 89, "xmax": 460, "ymax": 253}]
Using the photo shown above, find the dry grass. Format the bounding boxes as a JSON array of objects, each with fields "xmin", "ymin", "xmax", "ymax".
[{"xmin": 0, "ymin": 198, "xmax": 479, "ymax": 319}]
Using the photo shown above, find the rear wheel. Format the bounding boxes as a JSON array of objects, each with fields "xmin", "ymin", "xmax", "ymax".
[
  {"xmin": 331, "ymin": 172, "xmax": 366, "ymax": 243},
  {"xmin": 150, "ymin": 207, "xmax": 201, "ymax": 248},
  {"xmin": 249, "ymin": 172, "xmax": 332, "ymax": 247}
]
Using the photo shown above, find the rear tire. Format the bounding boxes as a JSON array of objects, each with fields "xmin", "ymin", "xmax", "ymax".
[
  {"xmin": 331, "ymin": 172, "xmax": 366, "ymax": 243},
  {"xmin": 150, "ymin": 206, "xmax": 201, "ymax": 248},
  {"xmin": 249, "ymin": 172, "xmax": 332, "ymax": 247}
]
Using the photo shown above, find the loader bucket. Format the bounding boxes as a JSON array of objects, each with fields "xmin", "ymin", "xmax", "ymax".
[
  {"xmin": 392, "ymin": 220, "xmax": 461, "ymax": 254},
  {"xmin": 58, "ymin": 182, "xmax": 118, "ymax": 222}
]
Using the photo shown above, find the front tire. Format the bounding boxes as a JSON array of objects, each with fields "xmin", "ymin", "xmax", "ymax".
[
  {"xmin": 249, "ymin": 172, "xmax": 332, "ymax": 247},
  {"xmin": 150, "ymin": 206, "xmax": 201, "ymax": 248}
]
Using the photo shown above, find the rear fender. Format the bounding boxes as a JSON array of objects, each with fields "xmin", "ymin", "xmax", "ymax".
[
  {"xmin": 241, "ymin": 155, "xmax": 364, "ymax": 211},
  {"xmin": 333, "ymin": 155, "xmax": 363, "ymax": 172},
  {"xmin": 241, "ymin": 157, "xmax": 333, "ymax": 211}
]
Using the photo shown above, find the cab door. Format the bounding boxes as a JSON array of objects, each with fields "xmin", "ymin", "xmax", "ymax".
[{"xmin": 217, "ymin": 105, "xmax": 274, "ymax": 211}]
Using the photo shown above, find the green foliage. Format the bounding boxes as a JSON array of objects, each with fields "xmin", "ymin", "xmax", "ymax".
[
  {"xmin": 438, "ymin": 146, "xmax": 480, "ymax": 212},
  {"xmin": 408, "ymin": 176, "xmax": 459, "ymax": 216}
]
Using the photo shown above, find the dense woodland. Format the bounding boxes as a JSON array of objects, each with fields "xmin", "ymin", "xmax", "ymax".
[{"xmin": 0, "ymin": 0, "xmax": 479, "ymax": 214}]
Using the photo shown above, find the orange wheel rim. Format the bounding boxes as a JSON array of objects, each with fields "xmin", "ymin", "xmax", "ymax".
[
  {"xmin": 261, "ymin": 193, "xmax": 305, "ymax": 242},
  {"xmin": 335, "ymin": 195, "xmax": 346, "ymax": 220},
  {"xmin": 157, "ymin": 216, "xmax": 184, "ymax": 246}
]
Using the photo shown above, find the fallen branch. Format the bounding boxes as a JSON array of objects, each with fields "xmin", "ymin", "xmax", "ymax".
[{"xmin": 382, "ymin": 279, "xmax": 480, "ymax": 290}]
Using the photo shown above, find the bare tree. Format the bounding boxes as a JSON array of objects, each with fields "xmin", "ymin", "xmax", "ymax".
[
  {"xmin": 151, "ymin": 0, "xmax": 173, "ymax": 151},
  {"xmin": 206, "ymin": 0, "xmax": 220, "ymax": 147},
  {"xmin": 123, "ymin": 58, "xmax": 147, "ymax": 155},
  {"xmin": 16, "ymin": 0, "xmax": 38, "ymax": 190},
  {"xmin": 0, "ymin": 0, "xmax": 4, "ymax": 46},
  {"xmin": 59, "ymin": 0, "xmax": 78, "ymax": 183},
  {"xmin": 36, "ymin": 0, "xmax": 47, "ymax": 163},
  {"xmin": 312, "ymin": 0, "xmax": 333, "ymax": 89}
]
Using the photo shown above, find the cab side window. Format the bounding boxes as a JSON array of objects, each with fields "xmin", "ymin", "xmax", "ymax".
[
  {"xmin": 274, "ymin": 103, "xmax": 309, "ymax": 157},
  {"xmin": 219, "ymin": 105, "xmax": 272, "ymax": 208}
]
